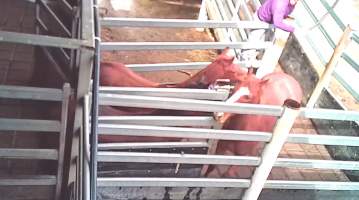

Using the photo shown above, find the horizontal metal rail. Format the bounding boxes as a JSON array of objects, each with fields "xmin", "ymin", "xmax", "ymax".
[
  {"xmin": 100, "ymin": 17, "xmax": 270, "ymax": 29},
  {"xmin": 99, "ymin": 94, "xmax": 282, "ymax": 116},
  {"xmin": 98, "ymin": 142, "xmax": 209, "ymax": 150},
  {"xmin": 98, "ymin": 94, "xmax": 359, "ymax": 121},
  {"xmin": 0, "ymin": 85, "xmax": 64, "ymax": 101},
  {"xmin": 98, "ymin": 116, "xmax": 216, "ymax": 127},
  {"xmin": 127, "ymin": 62, "xmax": 212, "ymax": 71},
  {"xmin": 99, "ymin": 87, "xmax": 230, "ymax": 101},
  {"xmin": 126, "ymin": 61, "xmax": 252, "ymax": 71},
  {"xmin": 97, "ymin": 151, "xmax": 359, "ymax": 170},
  {"xmin": 0, "ymin": 148, "xmax": 58, "ymax": 160},
  {"xmin": 0, "ymin": 118, "xmax": 61, "ymax": 132},
  {"xmin": 98, "ymin": 124, "xmax": 359, "ymax": 146},
  {"xmin": 100, "ymin": 41, "xmax": 272, "ymax": 51},
  {"xmin": 97, "ymin": 178, "xmax": 359, "ymax": 190},
  {"xmin": 0, "ymin": 175, "xmax": 57, "ymax": 186},
  {"xmin": 0, "ymin": 30, "xmax": 90, "ymax": 49}
]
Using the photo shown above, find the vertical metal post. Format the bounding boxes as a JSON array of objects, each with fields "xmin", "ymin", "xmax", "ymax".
[
  {"xmin": 242, "ymin": 99, "xmax": 301, "ymax": 200},
  {"xmin": 83, "ymin": 95, "xmax": 91, "ymax": 200},
  {"xmin": 90, "ymin": 0, "xmax": 101, "ymax": 198},
  {"xmin": 56, "ymin": 83, "xmax": 71, "ymax": 200},
  {"xmin": 67, "ymin": 0, "xmax": 95, "ymax": 198},
  {"xmin": 306, "ymin": 25, "xmax": 353, "ymax": 108},
  {"xmin": 90, "ymin": 38, "xmax": 100, "ymax": 200}
]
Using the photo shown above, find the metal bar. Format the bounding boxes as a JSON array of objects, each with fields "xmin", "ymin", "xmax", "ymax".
[
  {"xmin": 66, "ymin": 0, "xmax": 94, "ymax": 197},
  {"xmin": 99, "ymin": 87, "xmax": 230, "ymax": 100},
  {"xmin": 55, "ymin": 83, "xmax": 71, "ymax": 200},
  {"xmin": 40, "ymin": 47, "xmax": 70, "ymax": 82},
  {"xmin": 99, "ymin": 94, "xmax": 283, "ymax": 116},
  {"xmin": 302, "ymin": 108, "xmax": 359, "ymax": 121},
  {"xmin": 98, "ymin": 124, "xmax": 271, "ymax": 142},
  {"xmin": 98, "ymin": 124, "xmax": 359, "ymax": 146},
  {"xmin": 127, "ymin": 61, "xmax": 258, "ymax": 71},
  {"xmin": 96, "ymin": 151, "xmax": 359, "ymax": 170},
  {"xmin": 287, "ymin": 133, "xmax": 359, "ymax": 146},
  {"xmin": 90, "ymin": 37, "xmax": 100, "ymax": 200},
  {"xmin": 98, "ymin": 142, "xmax": 209, "ymax": 150},
  {"xmin": 100, "ymin": 41, "xmax": 272, "ymax": 51},
  {"xmin": 0, "ymin": 30, "xmax": 89, "ymax": 49},
  {"xmin": 127, "ymin": 62, "xmax": 212, "ymax": 71},
  {"xmin": 243, "ymin": 100, "xmax": 301, "ymax": 200},
  {"xmin": 0, "ymin": 176, "xmax": 57, "ymax": 186},
  {"xmin": 0, "ymin": 118, "xmax": 61, "ymax": 132},
  {"xmin": 83, "ymin": 95, "xmax": 91, "ymax": 200},
  {"xmin": 99, "ymin": 94, "xmax": 359, "ymax": 121},
  {"xmin": 98, "ymin": 116, "xmax": 216, "ymax": 127},
  {"xmin": 0, "ymin": 85, "xmax": 63, "ymax": 101},
  {"xmin": 197, "ymin": 0, "xmax": 208, "ymax": 31},
  {"xmin": 97, "ymin": 178, "xmax": 359, "ymax": 190},
  {"xmin": 0, "ymin": 148, "xmax": 58, "ymax": 160},
  {"xmin": 36, "ymin": 17, "xmax": 49, "ymax": 32},
  {"xmin": 306, "ymin": 26, "xmax": 353, "ymax": 108},
  {"xmin": 38, "ymin": 0, "xmax": 71, "ymax": 37},
  {"xmin": 100, "ymin": 17, "xmax": 270, "ymax": 29},
  {"xmin": 58, "ymin": 0, "xmax": 73, "ymax": 17}
]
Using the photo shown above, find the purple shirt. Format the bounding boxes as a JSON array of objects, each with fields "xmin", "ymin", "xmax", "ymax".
[{"xmin": 257, "ymin": 0, "xmax": 296, "ymax": 32}]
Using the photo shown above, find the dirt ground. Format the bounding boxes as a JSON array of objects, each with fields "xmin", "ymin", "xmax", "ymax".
[{"xmin": 99, "ymin": 0, "xmax": 218, "ymax": 83}]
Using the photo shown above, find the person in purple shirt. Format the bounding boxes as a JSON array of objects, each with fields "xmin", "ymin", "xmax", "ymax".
[{"xmin": 257, "ymin": 0, "xmax": 299, "ymax": 32}]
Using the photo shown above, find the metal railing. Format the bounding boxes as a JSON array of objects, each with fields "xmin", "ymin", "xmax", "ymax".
[
  {"xmin": 87, "ymin": 1, "xmax": 359, "ymax": 200},
  {"xmin": 297, "ymin": 0, "xmax": 359, "ymax": 101},
  {"xmin": 0, "ymin": 84, "xmax": 71, "ymax": 200}
]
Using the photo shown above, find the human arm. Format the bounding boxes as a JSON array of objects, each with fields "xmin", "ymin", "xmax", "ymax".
[{"xmin": 271, "ymin": 0, "xmax": 295, "ymax": 32}]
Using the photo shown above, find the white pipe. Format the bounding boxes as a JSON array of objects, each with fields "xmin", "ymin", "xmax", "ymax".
[
  {"xmin": 242, "ymin": 99, "xmax": 301, "ymax": 200},
  {"xmin": 197, "ymin": 0, "xmax": 207, "ymax": 31},
  {"xmin": 83, "ymin": 95, "xmax": 91, "ymax": 200},
  {"xmin": 306, "ymin": 25, "xmax": 353, "ymax": 108}
]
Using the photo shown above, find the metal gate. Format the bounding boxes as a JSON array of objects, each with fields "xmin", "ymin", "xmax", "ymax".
[
  {"xmin": 0, "ymin": 0, "xmax": 93, "ymax": 199},
  {"xmin": 87, "ymin": 0, "xmax": 359, "ymax": 200}
]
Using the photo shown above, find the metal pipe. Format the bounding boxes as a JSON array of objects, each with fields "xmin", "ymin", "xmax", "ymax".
[
  {"xmin": 98, "ymin": 93, "xmax": 359, "ymax": 121},
  {"xmin": 98, "ymin": 123, "xmax": 359, "ymax": 146},
  {"xmin": 196, "ymin": 0, "xmax": 207, "ymax": 31},
  {"xmin": 99, "ymin": 87, "xmax": 230, "ymax": 100},
  {"xmin": 98, "ymin": 116, "xmax": 216, "ymax": 127},
  {"xmin": 97, "ymin": 177, "xmax": 359, "ymax": 190},
  {"xmin": 306, "ymin": 25, "xmax": 353, "ymax": 108},
  {"xmin": 0, "ymin": 85, "xmax": 63, "ymax": 101},
  {"xmin": 242, "ymin": 99, "xmax": 301, "ymax": 200},
  {"xmin": 98, "ymin": 142, "xmax": 209, "ymax": 150},
  {"xmin": 97, "ymin": 151, "xmax": 359, "ymax": 170},
  {"xmin": 38, "ymin": 0, "xmax": 71, "ymax": 37},
  {"xmin": 0, "ymin": 30, "xmax": 89, "ymax": 49},
  {"xmin": 99, "ymin": 93, "xmax": 283, "ymax": 116},
  {"xmin": 83, "ymin": 95, "xmax": 90, "ymax": 200},
  {"xmin": 100, "ymin": 17, "xmax": 269, "ymax": 29},
  {"xmin": 90, "ymin": 37, "xmax": 100, "ymax": 200},
  {"xmin": 127, "ymin": 62, "xmax": 212, "ymax": 71},
  {"xmin": 126, "ymin": 60, "xmax": 252, "ymax": 71},
  {"xmin": 100, "ymin": 41, "xmax": 272, "ymax": 51}
]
